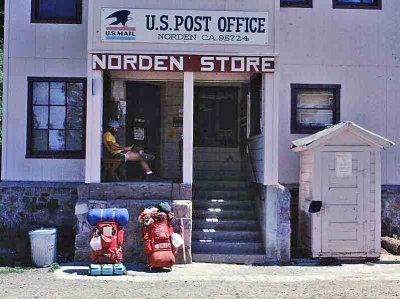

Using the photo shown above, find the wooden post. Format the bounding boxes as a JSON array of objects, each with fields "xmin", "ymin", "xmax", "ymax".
[
  {"xmin": 183, "ymin": 72, "xmax": 194, "ymax": 185},
  {"xmin": 85, "ymin": 68, "xmax": 103, "ymax": 183}
]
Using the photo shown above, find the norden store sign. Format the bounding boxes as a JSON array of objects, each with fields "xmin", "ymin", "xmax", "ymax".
[{"xmin": 101, "ymin": 8, "xmax": 269, "ymax": 45}]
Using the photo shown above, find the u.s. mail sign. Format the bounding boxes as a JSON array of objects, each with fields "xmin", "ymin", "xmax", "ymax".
[{"xmin": 101, "ymin": 8, "xmax": 269, "ymax": 46}]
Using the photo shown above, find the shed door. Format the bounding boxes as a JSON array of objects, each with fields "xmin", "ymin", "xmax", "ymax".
[{"xmin": 321, "ymin": 152, "xmax": 369, "ymax": 254}]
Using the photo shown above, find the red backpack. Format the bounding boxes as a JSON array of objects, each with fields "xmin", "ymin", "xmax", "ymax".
[
  {"xmin": 91, "ymin": 222, "xmax": 124, "ymax": 264},
  {"xmin": 142, "ymin": 218, "xmax": 176, "ymax": 269}
]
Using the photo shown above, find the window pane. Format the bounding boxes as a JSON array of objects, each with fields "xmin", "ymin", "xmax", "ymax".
[
  {"xmin": 67, "ymin": 82, "xmax": 84, "ymax": 106},
  {"xmin": 336, "ymin": 0, "xmax": 374, "ymax": 3},
  {"xmin": 38, "ymin": 0, "xmax": 77, "ymax": 18},
  {"xmin": 50, "ymin": 82, "xmax": 66, "ymax": 105},
  {"xmin": 50, "ymin": 106, "xmax": 66, "ymax": 129},
  {"xmin": 33, "ymin": 82, "xmax": 49, "ymax": 105},
  {"xmin": 49, "ymin": 130, "xmax": 65, "ymax": 151},
  {"xmin": 297, "ymin": 90, "xmax": 334, "ymax": 109},
  {"xmin": 32, "ymin": 130, "xmax": 48, "ymax": 151},
  {"xmin": 66, "ymin": 130, "xmax": 83, "ymax": 151},
  {"xmin": 281, "ymin": 0, "xmax": 308, "ymax": 2},
  {"xmin": 33, "ymin": 106, "xmax": 48, "ymax": 129},
  {"xmin": 66, "ymin": 106, "xmax": 83, "ymax": 129},
  {"xmin": 281, "ymin": 0, "xmax": 310, "ymax": 4},
  {"xmin": 297, "ymin": 109, "xmax": 333, "ymax": 128}
]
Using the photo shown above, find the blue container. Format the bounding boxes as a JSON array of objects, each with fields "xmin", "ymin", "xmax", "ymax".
[
  {"xmin": 113, "ymin": 263, "xmax": 126, "ymax": 275},
  {"xmin": 89, "ymin": 264, "xmax": 102, "ymax": 276},
  {"xmin": 87, "ymin": 208, "xmax": 129, "ymax": 226},
  {"xmin": 101, "ymin": 264, "xmax": 114, "ymax": 276}
]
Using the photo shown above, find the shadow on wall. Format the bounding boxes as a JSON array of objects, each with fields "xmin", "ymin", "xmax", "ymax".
[{"xmin": 0, "ymin": 182, "xmax": 80, "ymax": 266}]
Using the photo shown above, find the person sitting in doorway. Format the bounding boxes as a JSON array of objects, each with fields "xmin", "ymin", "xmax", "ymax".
[{"xmin": 103, "ymin": 120, "xmax": 155, "ymax": 177}]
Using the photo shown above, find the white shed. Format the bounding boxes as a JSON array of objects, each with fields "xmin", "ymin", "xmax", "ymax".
[{"xmin": 292, "ymin": 122, "xmax": 394, "ymax": 259}]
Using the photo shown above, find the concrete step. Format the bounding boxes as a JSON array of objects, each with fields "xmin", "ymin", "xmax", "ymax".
[
  {"xmin": 193, "ymin": 190, "xmax": 249, "ymax": 200},
  {"xmin": 192, "ymin": 253, "xmax": 267, "ymax": 265},
  {"xmin": 193, "ymin": 219, "xmax": 259, "ymax": 230},
  {"xmin": 194, "ymin": 181, "xmax": 249, "ymax": 191},
  {"xmin": 194, "ymin": 171, "xmax": 247, "ymax": 181},
  {"xmin": 193, "ymin": 230, "xmax": 262, "ymax": 242},
  {"xmin": 192, "ymin": 241, "xmax": 264, "ymax": 254},
  {"xmin": 192, "ymin": 199, "xmax": 255, "ymax": 209},
  {"xmin": 193, "ymin": 209, "xmax": 257, "ymax": 220}
]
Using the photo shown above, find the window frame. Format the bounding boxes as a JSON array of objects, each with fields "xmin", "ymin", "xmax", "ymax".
[
  {"xmin": 291, "ymin": 84, "xmax": 341, "ymax": 134},
  {"xmin": 333, "ymin": 0, "xmax": 382, "ymax": 10},
  {"xmin": 31, "ymin": 0, "xmax": 83, "ymax": 24},
  {"xmin": 26, "ymin": 77, "xmax": 87, "ymax": 159},
  {"xmin": 281, "ymin": 0, "xmax": 313, "ymax": 8}
]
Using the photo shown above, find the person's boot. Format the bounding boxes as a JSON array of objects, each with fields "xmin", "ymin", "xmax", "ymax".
[{"xmin": 139, "ymin": 151, "xmax": 155, "ymax": 161}]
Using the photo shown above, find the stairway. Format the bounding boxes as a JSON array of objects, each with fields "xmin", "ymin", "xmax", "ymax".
[{"xmin": 192, "ymin": 180, "xmax": 267, "ymax": 265}]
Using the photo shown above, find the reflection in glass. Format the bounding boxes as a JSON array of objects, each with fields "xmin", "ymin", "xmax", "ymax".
[
  {"xmin": 49, "ymin": 130, "xmax": 65, "ymax": 151},
  {"xmin": 50, "ymin": 106, "xmax": 66, "ymax": 129},
  {"xmin": 50, "ymin": 82, "xmax": 66, "ymax": 105},
  {"xmin": 67, "ymin": 83, "xmax": 84, "ymax": 106},
  {"xmin": 32, "ymin": 130, "xmax": 48, "ymax": 151},
  {"xmin": 66, "ymin": 106, "xmax": 83, "ymax": 129},
  {"xmin": 297, "ymin": 90, "xmax": 334, "ymax": 109},
  {"xmin": 297, "ymin": 109, "xmax": 333, "ymax": 127},
  {"xmin": 33, "ymin": 106, "xmax": 48, "ymax": 129},
  {"xmin": 33, "ymin": 82, "xmax": 49, "ymax": 105},
  {"xmin": 38, "ymin": 0, "xmax": 78, "ymax": 18},
  {"xmin": 66, "ymin": 130, "xmax": 82, "ymax": 151}
]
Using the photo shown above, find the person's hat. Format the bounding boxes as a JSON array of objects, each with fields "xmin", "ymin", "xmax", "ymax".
[{"xmin": 108, "ymin": 120, "xmax": 120, "ymax": 129}]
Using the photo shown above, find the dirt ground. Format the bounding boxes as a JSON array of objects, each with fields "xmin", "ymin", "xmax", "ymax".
[{"xmin": 2, "ymin": 258, "xmax": 400, "ymax": 299}]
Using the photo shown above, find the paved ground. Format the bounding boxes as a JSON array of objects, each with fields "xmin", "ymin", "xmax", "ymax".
[{"xmin": 2, "ymin": 258, "xmax": 400, "ymax": 298}]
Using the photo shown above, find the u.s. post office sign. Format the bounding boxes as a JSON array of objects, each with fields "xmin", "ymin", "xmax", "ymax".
[{"xmin": 101, "ymin": 8, "xmax": 269, "ymax": 45}]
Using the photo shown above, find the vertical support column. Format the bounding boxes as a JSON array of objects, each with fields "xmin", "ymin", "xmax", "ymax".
[
  {"xmin": 85, "ymin": 68, "xmax": 103, "ymax": 183},
  {"xmin": 183, "ymin": 72, "xmax": 194, "ymax": 184},
  {"xmin": 263, "ymin": 71, "xmax": 279, "ymax": 185}
]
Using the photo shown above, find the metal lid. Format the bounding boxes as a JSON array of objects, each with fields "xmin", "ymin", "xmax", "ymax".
[{"xmin": 29, "ymin": 228, "xmax": 57, "ymax": 236}]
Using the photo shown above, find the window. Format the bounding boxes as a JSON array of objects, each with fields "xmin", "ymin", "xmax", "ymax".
[
  {"xmin": 281, "ymin": 0, "xmax": 313, "ymax": 8},
  {"xmin": 249, "ymin": 75, "xmax": 262, "ymax": 137},
  {"xmin": 291, "ymin": 84, "xmax": 340, "ymax": 134},
  {"xmin": 27, "ymin": 78, "xmax": 86, "ymax": 158},
  {"xmin": 333, "ymin": 0, "xmax": 381, "ymax": 9},
  {"xmin": 31, "ymin": 0, "xmax": 82, "ymax": 24}
]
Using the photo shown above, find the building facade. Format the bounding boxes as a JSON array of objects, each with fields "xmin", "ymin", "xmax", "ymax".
[{"xmin": 1, "ymin": 0, "xmax": 399, "ymax": 264}]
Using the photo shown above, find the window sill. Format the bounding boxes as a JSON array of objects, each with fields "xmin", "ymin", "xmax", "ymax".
[
  {"xmin": 26, "ymin": 154, "xmax": 85, "ymax": 160},
  {"xmin": 31, "ymin": 19, "xmax": 82, "ymax": 24}
]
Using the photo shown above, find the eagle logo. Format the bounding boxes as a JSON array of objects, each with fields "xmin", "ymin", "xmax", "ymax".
[{"xmin": 106, "ymin": 10, "xmax": 132, "ymax": 26}]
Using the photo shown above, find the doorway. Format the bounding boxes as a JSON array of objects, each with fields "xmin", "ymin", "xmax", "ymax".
[
  {"xmin": 125, "ymin": 82, "xmax": 161, "ymax": 177},
  {"xmin": 194, "ymin": 86, "xmax": 239, "ymax": 147},
  {"xmin": 193, "ymin": 84, "xmax": 248, "ymax": 181}
]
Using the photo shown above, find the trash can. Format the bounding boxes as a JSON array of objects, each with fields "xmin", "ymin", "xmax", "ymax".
[{"xmin": 29, "ymin": 228, "xmax": 57, "ymax": 267}]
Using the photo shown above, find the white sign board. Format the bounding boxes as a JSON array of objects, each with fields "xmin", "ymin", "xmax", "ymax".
[
  {"xmin": 134, "ymin": 127, "xmax": 145, "ymax": 141},
  {"xmin": 335, "ymin": 153, "xmax": 353, "ymax": 178},
  {"xmin": 101, "ymin": 8, "xmax": 268, "ymax": 45}
]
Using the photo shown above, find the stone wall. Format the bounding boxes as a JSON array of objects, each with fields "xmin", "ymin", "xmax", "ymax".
[
  {"xmin": 382, "ymin": 186, "xmax": 400, "ymax": 237},
  {"xmin": 0, "ymin": 182, "xmax": 80, "ymax": 266},
  {"xmin": 252, "ymin": 183, "xmax": 291, "ymax": 263},
  {"xmin": 75, "ymin": 183, "xmax": 192, "ymax": 265}
]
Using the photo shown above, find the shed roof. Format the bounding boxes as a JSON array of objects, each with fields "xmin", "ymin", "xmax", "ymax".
[{"xmin": 291, "ymin": 121, "xmax": 394, "ymax": 152}]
